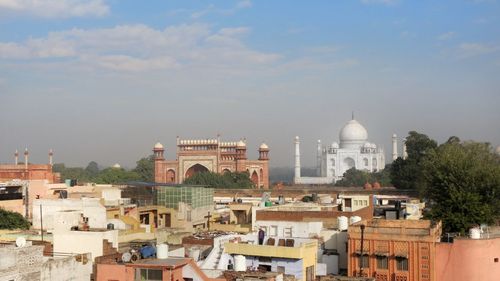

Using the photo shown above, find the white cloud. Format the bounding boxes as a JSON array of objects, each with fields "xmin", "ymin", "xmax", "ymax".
[
  {"xmin": 457, "ymin": 42, "xmax": 500, "ymax": 58},
  {"xmin": 0, "ymin": 23, "xmax": 280, "ymax": 71},
  {"xmin": 438, "ymin": 31, "xmax": 456, "ymax": 41},
  {"xmin": 236, "ymin": 0, "xmax": 252, "ymax": 9},
  {"xmin": 0, "ymin": 0, "xmax": 109, "ymax": 18}
]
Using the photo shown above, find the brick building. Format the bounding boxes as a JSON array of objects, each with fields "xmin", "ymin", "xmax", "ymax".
[
  {"xmin": 153, "ymin": 138, "xmax": 270, "ymax": 188},
  {"xmin": 0, "ymin": 149, "xmax": 60, "ymax": 183},
  {"xmin": 347, "ymin": 219, "xmax": 441, "ymax": 281}
]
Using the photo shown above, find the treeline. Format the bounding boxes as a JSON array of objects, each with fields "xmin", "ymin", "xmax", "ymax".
[
  {"xmin": 53, "ymin": 156, "xmax": 154, "ymax": 184},
  {"xmin": 184, "ymin": 171, "xmax": 255, "ymax": 189}
]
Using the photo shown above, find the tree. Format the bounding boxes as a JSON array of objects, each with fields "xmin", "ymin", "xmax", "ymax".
[
  {"xmin": 335, "ymin": 167, "xmax": 392, "ymax": 187},
  {"xmin": 133, "ymin": 155, "xmax": 155, "ymax": 182},
  {"xmin": 95, "ymin": 167, "xmax": 141, "ymax": 184},
  {"xmin": 422, "ymin": 141, "xmax": 500, "ymax": 233},
  {"xmin": 390, "ymin": 131, "xmax": 437, "ymax": 190},
  {"xmin": 85, "ymin": 161, "xmax": 100, "ymax": 179},
  {"xmin": 184, "ymin": 171, "xmax": 254, "ymax": 188},
  {"xmin": 0, "ymin": 209, "xmax": 30, "ymax": 230}
]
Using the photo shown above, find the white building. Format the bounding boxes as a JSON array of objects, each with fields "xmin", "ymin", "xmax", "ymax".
[{"xmin": 294, "ymin": 118, "xmax": 386, "ymax": 184}]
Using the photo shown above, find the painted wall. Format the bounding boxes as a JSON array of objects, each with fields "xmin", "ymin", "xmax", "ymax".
[
  {"xmin": 436, "ymin": 238, "xmax": 500, "ymax": 281},
  {"xmin": 33, "ymin": 198, "xmax": 107, "ymax": 231},
  {"xmin": 320, "ymin": 229, "xmax": 348, "ymax": 270},
  {"xmin": 255, "ymin": 220, "xmax": 323, "ymax": 238},
  {"xmin": 41, "ymin": 253, "xmax": 92, "ymax": 281},
  {"xmin": 53, "ymin": 230, "xmax": 118, "ymax": 261}
]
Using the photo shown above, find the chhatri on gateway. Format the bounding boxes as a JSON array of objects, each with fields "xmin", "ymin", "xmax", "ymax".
[{"xmin": 294, "ymin": 117, "xmax": 406, "ymax": 185}]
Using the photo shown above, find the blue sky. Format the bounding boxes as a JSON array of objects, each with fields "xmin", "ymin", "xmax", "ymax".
[{"xmin": 1, "ymin": 0, "xmax": 499, "ymax": 168}]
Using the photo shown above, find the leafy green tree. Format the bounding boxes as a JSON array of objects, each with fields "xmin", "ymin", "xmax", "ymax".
[
  {"xmin": 391, "ymin": 131, "xmax": 437, "ymax": 190},
  {"xmin": 94, "ymin": 167, "xmax": 141, "ymax": 184},
  {"xmin": 335, "ymin": 167, "xmax": 392, "ymax": 187},
  {"xmin": 0, "ymin": 209, "xmax": 30, "ymax": 230},
  {"xmin": 85, "ymin": 161, "xmax": 100, "ymax": 179},
  {"xmin": 422, "ymin": 141, "xmax": 500, "ymax": 233},
  {"xmin": 184, "ymin": 171, "xmax": 254, "ymax": 188},
  {"xmin": 133, "ymin": 155, "xmax": 155, "ymax": 182}
]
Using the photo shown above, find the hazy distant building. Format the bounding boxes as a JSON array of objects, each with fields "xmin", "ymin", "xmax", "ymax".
[
  {"xmin": 294, "ymin": 118, "xmax": 385, "ymax": 184},
  {"xmin": 0, "ymin": 149, "xmax": 60, "ymax": 183},
  {"xmin": 154, "ymin": 137, "xmax": 270, "ymax": 188}
]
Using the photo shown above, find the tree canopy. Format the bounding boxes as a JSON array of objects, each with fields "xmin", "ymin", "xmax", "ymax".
[
  {"xmin": 334, "ymin": 167, "xmax": 392, "ymax": 187},
  {"xmin": 0, "ymin": 209, "xmax": 30, "ymax": 230},
  {"xmin": 422, "ymin": 140, "xmax": 500, "ymax": 233},
  {"xmin": 184, "ymin": 171, "xmax": 254, "ymax": 188},
  {"xmin": 390, "ymin": 131, "xmax": 437, "ymax": 190},
  {"xmin": 132, "ymin": 155, "xmax": 155, "ymax": 182}
]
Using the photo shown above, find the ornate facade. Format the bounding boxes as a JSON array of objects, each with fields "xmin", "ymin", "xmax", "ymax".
[
  {"xmin": 153, "ymin": 138, "xmax": 270, "ymax": 189},
  {"xmin": 0, "ymin": 149, "xmax": 60, "ymax": 183}
]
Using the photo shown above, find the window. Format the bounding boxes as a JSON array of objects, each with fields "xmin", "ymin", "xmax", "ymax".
[
  {"xmin": 354, "ymin": 200, "xmax": 358, "ymax": 206},
  {"xmin": 376, "ymin": 256, "xmax": 388, "ymax": 269},
  {"xmin": 136, "ymin": 268, "xmax": 162, "ymax": 281},
  {"xmin": 283, "ymin": 227, "xmax": 292, "ymax": 238},
  {"xmin": 359, "ymin": 255, "xmax": 369, "ymax": 269},
  {"xmin": 396, "ymin": 257, "xmax": 408, "ymax": 271},
  {"xmin": 269, "ymin": 225, "xmax": 278, "ymax": 236},
  {"xmin": 363, "ymin": 158, "xmax": 368, "ymax": 166}
]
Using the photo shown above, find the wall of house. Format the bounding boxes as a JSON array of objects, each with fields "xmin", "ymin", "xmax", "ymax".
[
  {"xmin": 320, "ymin": 229, "xmax": 348, "ymax": 270},
  {"xmin": 0, "ymin": 244, "xmax": 44, "ymax": 281},
  {"xmin": 41, "ymin": 253, "xmax": 92, "ymax": 281},
  {"xmin": 53, "ymin": 230, "xmax": 118, "ymax": 261},
  {"xmin": 254, "ymin": 220, "xmax": 323, "ymax": 238},
  {"xmin": 96, "ymin": 264, "xmax": 127, "ymax": 281},
  {"xmin": 436, "ymin": 237, "xmax": 500, "ymax": 281},
  {"xmin": 0, "ymin": 198, "xmax": 24, "ymax": 215},
  {"xmin": 33, "ymin": 198, "xmax": 107, "ymax": 231}
]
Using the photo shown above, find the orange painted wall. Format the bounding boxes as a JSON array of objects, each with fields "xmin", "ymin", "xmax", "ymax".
[
  {"xmin": 96, "ymin": 263, "xmax": 127, "ymax": 281},
  {"xmin": 436, "ymin": 238, "xmax": 500, "ymax": 281}
]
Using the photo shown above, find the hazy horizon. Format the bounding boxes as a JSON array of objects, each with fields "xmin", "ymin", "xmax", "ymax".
[{"xmin": 1, "ymin": 0, "xmax": 499, "ymax": 169}]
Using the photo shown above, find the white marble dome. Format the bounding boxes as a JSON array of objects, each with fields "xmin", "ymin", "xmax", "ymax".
[
  {"xmin": 237, "ymin": 140, "xmax": 246, "ymax": 147},
  {"xmin": 331, "ymin": 142, "xmax": 339, "ymax": 149},
  {"xmin": 339, "ymin": 119, "xmax": 368, "ymax": 148},
  {"xmin": 259, "ymin": 143, "xmax": 269, "ymax": 149},
  {"xmin": 154, "ymin": 142, "xmax": 164, "ymax": 149}
]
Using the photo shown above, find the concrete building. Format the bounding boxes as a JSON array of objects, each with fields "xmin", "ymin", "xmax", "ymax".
[
  {"xmin": 0, "ymin": 241, "xmax": 92, "ymax": 281},
  {"xmin": 0, "ymin": 149, "xmax": 60, "ymax": 183},
  {"xmin": 347, "ymin": 219, "xmax": 441, "ymax": 281},
  {"xmin": 435, "ymin": 228, "xmax": 500, "ymax": 281},
  {"xmin": 223, "ymin": 234, "xmax": 318, "ymax": 281},
  {"xmin": 0, "ymin": 180, "xmax": 26, "ymax": 216},
  {"xmin": 294, "ymin": 118, "xmax": 385, "ymax": 184},
  {"xmin": 153, "ymin": 138, "xmax": 270, "ymax": 188},
  {"xmin": 96, "ymin": 257, "xmax": 225, "ymax": 281}
]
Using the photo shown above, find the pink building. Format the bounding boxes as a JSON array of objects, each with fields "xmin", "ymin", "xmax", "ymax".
[
  {"xmin": 97, "ymin": 257, "xmax": 225, "ymax": 281},
  {"xmin": 436, "ymin": 235, "xmax": 500, "ymax": 281}
]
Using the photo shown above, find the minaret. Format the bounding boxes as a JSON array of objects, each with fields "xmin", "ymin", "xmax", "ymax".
[
  {"xmin": 49, "ymin": 149, "xmax": 53, "ymax": 165},
  {"xmin": 294, "ymin": 136, "xmax": 301, "ymax": 182},
  {"xmin": 392, "ymin": 134, "xmax": 398, "ymax": 160},
  {"xmin": 316, "ymin": 140, "xmax": 322, "ymax": 176},
  {"xmin": 402, "ymin": 138, "xmax": 408, "ymax": 159},
  {"xmin": 24, "ymin": 148, "xmax": 29, "ymax": 170},
  {"xmin": 14, "ymin": 150, "xmax": 19, "ymax": 165}
]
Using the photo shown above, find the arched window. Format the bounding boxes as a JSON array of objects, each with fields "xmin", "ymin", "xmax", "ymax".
[
  {"xmin": 363, "ymin": 158, "xmax": 369, "ymax": 166},
  {"xmin": 185, "ymin": 164, "xmax": 209, "ymax": 179}
]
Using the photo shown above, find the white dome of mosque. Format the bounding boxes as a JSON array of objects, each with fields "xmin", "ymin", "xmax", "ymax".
[
  {"xmin": 112, "ymin": 163, "xmax": 121, "ymax": 169},
  {"xmin": 331, "ymin": 142, "xmax": 339, "ymax": 149},
  {"xmin": 154, "ymin": 142, "xmax": 164, "ymax": 149},
  {"xmin": 339, "ymin": 119, "xmax": 368, "ymax": 149},
  {"xmin": 259, "ymin": 143, "xmax": 269, "ymax": 149},
  {"xmin": 237, "ymin": 140, "xmax": 246, "ymax": 147}
]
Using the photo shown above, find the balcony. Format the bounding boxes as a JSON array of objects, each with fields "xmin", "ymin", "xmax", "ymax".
[{"xmin": 224, "ymin": 236, "xmax": 317, "ymax": 259}]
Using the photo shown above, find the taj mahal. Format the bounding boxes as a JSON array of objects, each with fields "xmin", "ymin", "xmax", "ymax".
[{"xmin": 294, "ymin": 117, "xmax": 389, "ymax": 184}]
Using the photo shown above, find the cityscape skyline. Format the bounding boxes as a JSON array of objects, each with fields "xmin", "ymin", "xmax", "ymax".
[{"xmin": 1, "ymin": 0, "xmax": 499, "ymax": 168}]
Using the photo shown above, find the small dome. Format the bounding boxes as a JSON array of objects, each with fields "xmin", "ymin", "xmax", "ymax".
[
  {"xmin": 154, "ymin": 142, "xmax": 164, "ymax": 149},
  {"xmin": 237, "ymin": 140, "xmax": 246, "ymax": 147},
  {"xmin": 331, "ymin": 142, "xmax": 339, "ymax": 149},
  {"xmin": 112, "ymin": 163, "xmax": 121, "ymax": 169},
  {"xmin": 260, "ymin": 143, "xmax": 269, "ymax": 149},
  {"xmin": 495, "ymin": 145, "xmax": 500, "ymax": 155},
  {"xmin": 363, "ymin": 142, "xmax": 371, "ymax": 148}
]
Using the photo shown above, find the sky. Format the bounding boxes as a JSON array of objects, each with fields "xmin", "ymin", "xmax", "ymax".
[{"xmin": 0, "ymin": 0, "xmax": 499, "ymax": 169}]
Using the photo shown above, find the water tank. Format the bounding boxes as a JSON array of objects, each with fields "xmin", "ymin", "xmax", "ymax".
[
  {"xmin": 469, "ymin": 227, "xmax": 481, "ymax": 239},
  {"xmin": 265, "ymin": 201, "xmax": 272, "ymax": 207},
  {"xmin": 338, "ymin": 216, "xmax": 348, "ymax": 231},
  {"xmin": 15, "ymin": 237, "xmax": 26, "ymax": 248},
  {"xmin": 234, "ymin": 255, "xmax": 246, "ymax": 271},
  {"xmin": 350, "ymin": 216, "xmax": 362, "ymax": 225},
  {"xmin": 188, "ymin": 248, "xmax": 200, "ymax": 261},
  {"xmin": 157, "ymin": 244, "xmax": 169, "ymax": 259}
]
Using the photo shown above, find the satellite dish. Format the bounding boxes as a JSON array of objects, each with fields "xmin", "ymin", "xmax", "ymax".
[
  {"xmin": 122, "ymin": 252, "xmax": 132, "ymax": 263},
  {"xmin": 15, "ymin": 237, "xmax": 26, "ymax": 248},
  {"xmin": 130, "ymin": 253, "xmax": 140, "ymax": 263}
]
